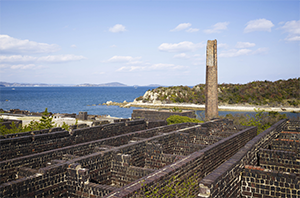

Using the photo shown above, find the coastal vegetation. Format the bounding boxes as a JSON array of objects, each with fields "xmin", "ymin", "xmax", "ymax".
[
  {"xmin": 136, "ymin": 174, "xmax": 198, "ymax": 197},
  {"xmin": 166, "ymin": 115, "xmax": 203, "ymax": 125},
  {"xmin": 136, "ymin": 78, "xmax": 300, "ymax": 107},
  {"xmin": 222, "ymin": 109, "xmax": 287, "ymax": 134},
  {"xmin": 0, "ymin": 108, "xmax": 54, "ymax": 135},
  {"xmin": 166, "ymin": 109, "xmax": 287, "ymax": 134}
]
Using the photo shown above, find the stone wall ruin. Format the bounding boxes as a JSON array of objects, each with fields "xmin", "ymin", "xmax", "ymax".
[{"xmin": 0, "ymin": 118, "xmax": 298, "ymax": 197}]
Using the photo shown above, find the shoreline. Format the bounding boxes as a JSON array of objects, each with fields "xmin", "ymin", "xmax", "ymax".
[
  {"xmin": 121, "ymin": 101, "xmax": 300, "ymax": 113},
  {"xmin": 0, "ymin": 114, "xmax": 121, "ymax": 127}
]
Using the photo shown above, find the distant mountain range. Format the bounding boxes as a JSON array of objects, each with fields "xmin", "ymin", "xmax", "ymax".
[
  {"xmin": 75, "ymin": 82, "xmax": 127, "ymax": 87},
  {"xmin": 0, "ymin": 82, "xmax": 162, "ymax": 87},
  {"xmin": 0, "ymin": 82, "xmax": 65, "ymax": 87}
]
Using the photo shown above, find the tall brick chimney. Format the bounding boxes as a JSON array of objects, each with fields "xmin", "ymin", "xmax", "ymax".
[{"xmin": 205, "ymin": 39, "xmax": 218, "ymax": 120}]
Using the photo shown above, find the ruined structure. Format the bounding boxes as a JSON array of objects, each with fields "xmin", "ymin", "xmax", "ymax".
[
  {"xmin": 198, "ymin": 120, "xmax": 300, "ymax": 198},
  {"xmin": 131, "ymin": 109, "xmax": 196, "ymax": 121},
  {"xmin": 0, "ymin": 119, "xmax": 22, "ymax": 129},
  {"xmin": 0, "ymin": 118, "xmax": 252, "ymax": 197},
  {"xmin": 1, "ymin": 116, "xmax": 297, "ymax": 197},
  {"xmin": 205, "ymin": 39, "xmax": 218, "ymax": 120},
  {"xmin": 77, "ymin": 111, "xmax": 88, "ymax": 120},
  {"xmin": 0, "ymin": 115, "xmax": 300, "ymax": 198}
]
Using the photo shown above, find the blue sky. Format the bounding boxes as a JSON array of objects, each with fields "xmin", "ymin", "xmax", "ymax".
[{"xmin": 0, "ymin": 0, "xmax": 299, "ymax": 86}]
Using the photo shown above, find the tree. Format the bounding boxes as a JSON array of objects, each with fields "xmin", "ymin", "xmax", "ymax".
[
  {"xmin": 0, "ymin": 108, "xmax": 55, "ymax": 135},
  {"xmin": 38, "ymin": 108, "xmax": 54, "ymax": 130}
]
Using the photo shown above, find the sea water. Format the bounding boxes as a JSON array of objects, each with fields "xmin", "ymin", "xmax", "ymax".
[
  {"xmin": 0, "ymin": 87, "xmax": 153, "ymax": 118},
  {"xmin": 0, "ymin": 87, "xmax": 298, "ymax": 119}
]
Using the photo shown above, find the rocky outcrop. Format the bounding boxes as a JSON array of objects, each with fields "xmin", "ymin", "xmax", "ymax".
[{"xmin": 102, "ymin": 100, "xmax": 130, "ymax": 108}]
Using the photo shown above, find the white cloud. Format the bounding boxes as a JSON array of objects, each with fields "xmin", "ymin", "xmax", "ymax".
[
  {"xmin": 218, "ymin": 43, "xmax": 228, "ymax": 49},
  {"xmin": 127, "ymin": 60, "xmax": 145, "ymax": 65},
  {"xmin": 158, "ymin": 41, "xmax": 204, "ymax": 53},
  {"xmin": 110, "ymin": 45, "xmax": 117, "ymax": 48},
  {"xmin": 253, "ymin": 47, "xmax": 269, "ymax": 54},
  {"xmin": 219, "ymin": 49, "xmax": 252, "ymax": 58},
  {"xmin": 287, "ymin": 36, "xmax": 300, "ymax": 41},
  {"xmin": 173, "ymin": 53, "xmax": 190, "ymax": 59},
  {"xmin": 0, "ymin": 35, "xmax": 60, "ymax": 54},
  {"xmin": 0, "ymin": 64, "xmax": 10, "ymax": 69},
  {"xmin": 170, "ymin": 23, "xmax": 191, "ymax": 32},
  {"xmin": 117, "ymin": 66, "xmax": 142, "ymax": 71},
  {"xmin": 0, "ymin": 55, "xmax": 37, "ymax": 63},
  {"xmin": 11, "ymin": 64, "xmax": 39, "ymax": 69},
  {"xmin": 280, "ymin": 20, "xmax": 300, "ymax": 41},
  {"xmin": 244, "ymin": 19, "xmax": 274, "ymax": 33},
  {"xmin": 204, "ymin": 22, "xmax": 229, "ymax": 34},
  {"xmin": 71, "ymin": 44, "xmax": 77, "ymax": 48},
  {"xmin": 186, "ymin": 28, "xmax": 199, "ymax": 33},
  {"xmin": 0, "ymin": 63, "xmax": 44, "ymax": 70},
  {"xmin": 105, "ymin": 56, "xmax": 141, "ymax": 63},
  {"xmin": 150, "ymin": 63, "xmax": 179, "ymax": 69},
  {"xmin": 37, "ymin": 55, "xmax": 86, "ymax": 63},
  {"xmin": 235, "ymin": 42, "xmax": 256, "ymax": 48},
  {"xmin": 0, "ymin": 54, "xmax": 86, "ymax": 63},
  {"xmin": 117, "ymin": 63, "xmax": 186, "ymax": 72},
  {"xmin": 109, "ymin": 24, "xmax": 127, "ymax": 33}
]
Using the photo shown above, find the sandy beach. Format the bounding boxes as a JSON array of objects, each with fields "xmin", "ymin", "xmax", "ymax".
[
  {"xmin": 123, "ymin": 101, "xmax": 300, "ymax": 113},
  {"xmin": 2, "ymin": 101, "xmax": 299, "ymax": 127}
]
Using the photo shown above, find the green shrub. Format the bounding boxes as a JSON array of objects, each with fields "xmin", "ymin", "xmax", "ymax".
[
  {"xmin": 136, "ymin": 174, "xmax": 198, "ymax": 197},
  {"xmin": 223, "ymin": 109, "xmax": 288, "ymax": 134},
  {"xmin": 61, "ymin": 122, "xmax": 70, "ymax": 131},
  {"xmin": 167, "ymin": 115, "xmax": 203, "ymax": 125},
  {"xmin": 0, "ymin": 108, "xmax": 55, "ymax": 135},
  {"xmin": 135, "ymin": 78, "xmax": 300, "ymax": 107},
  {"xmin": 171, "ymin": 107, "xmax": 182, "ymax": 112}
]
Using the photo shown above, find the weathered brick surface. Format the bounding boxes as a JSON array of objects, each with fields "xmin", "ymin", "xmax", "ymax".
[
  {"xmin": 240, "ymin": 120, "xmax": 298, "ymax": 198},
  {"xmin": 0, "ymin": 121, "xmax": 181, "ymax": 186},
  {"xmin": 241, "ymin": 165, "xmax": 300, "ymax": 198},
  {"xmin": 278, "ymin": 131, "xmax": 300, "ymax": 140},
  {"xmin": 271, "ymin": 138, "xmax": 300, "ymax": 153},
  {"xmin": 0, "ymin": 120, "xmax": 153, "ymax": 161},
  {"xmin": 0, "ymin": 163, "xmax": 68, "ymax": 198},
  {"xmin": 0, "ymin": 127, "xmax": 63, "ymax": 139},
  {"xmin": 147, "ymin": 120, "xmax": 167, "ymax": 128},
  {"xmin": 197, "ymin": 119, "xmax": 287, "ymax": 198},
  {"xmin": 0, "ymin": 119, "xmax": 22, "ymax": 131},
  {"xmin": 3, "ymin": 118, "xmax": 290, "ymax": 198},
  {"xmin": 282, "ymin": 120, "xmax": 300, "ymax": 131},
  {"xmin": 106, "ymin": 123, "xmax": 256, "ymax": 197},
  {"xmin": 131, "ymin": 109, "xmax": 196, "ymax": 121},
  {"xmin": 0, "ymin": 121, "xmax": 193, "ymax": 198},
  {"xmin": 259, "ymin": 149, "xmax": 299, "ymax": 175},
  {"xmin": 205, "ymin": 39, "xmax": 218, "ymax": 120}
]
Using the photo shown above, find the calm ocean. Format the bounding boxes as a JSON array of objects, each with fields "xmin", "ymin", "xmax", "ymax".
[{"xmin": 0, "ymin": 87, "xmax": 298, "ymax": 119}]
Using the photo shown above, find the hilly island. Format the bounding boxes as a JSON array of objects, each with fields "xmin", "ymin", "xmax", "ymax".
[{"xmin": 127, "ymin": 78, "xmax": 299, "ymax": 111}]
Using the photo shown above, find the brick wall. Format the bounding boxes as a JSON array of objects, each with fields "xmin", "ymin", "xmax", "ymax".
[
  {"xmin": 0, "ymin": 127, "xmax": 63, "ymax": 139},
  {"xmin": 197, "ymin": 119, "xmax": 287, "ymax": 198},
  {"xmin": 105, "ymin": 123, "xmax": 256, "ymax": 197},
  {"xmin": 282, "ymin": 120, "xmax": 300, "ymax": 131},
  {"xmin": 241, "ymin": 165, "xmax": 300, "ymax": 197},
  {"xmin": 0, "ymin": 163, "xmax": 68, "ymax": 198},
  {"xmin": 271, "ymin": 138, "xmax": 300, "ymax": 153},
  {"xmin": 131, "ymin": 109, "xmax": 196, "ymax": 121},
  {"xmin": 0, "ymin": 122, "xmax": 190, "ymax": 187},
  {"xmin": 0, "ymin": 120, "xmax": 150, "ymax": 160},
  {"xmin": 2, "ymin": 118, "xmax": 281, "ymax": 198},
  {"xmin": 259, "ymin": 149, "xmax": 299, "ymax": 176},
  {"xmin": 63, "ymin": 123, "xmax": 209, "ymax": 197},
  {"xmin": 0, "ymin": 119, "xmax": 22, "ymax": 131}
]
